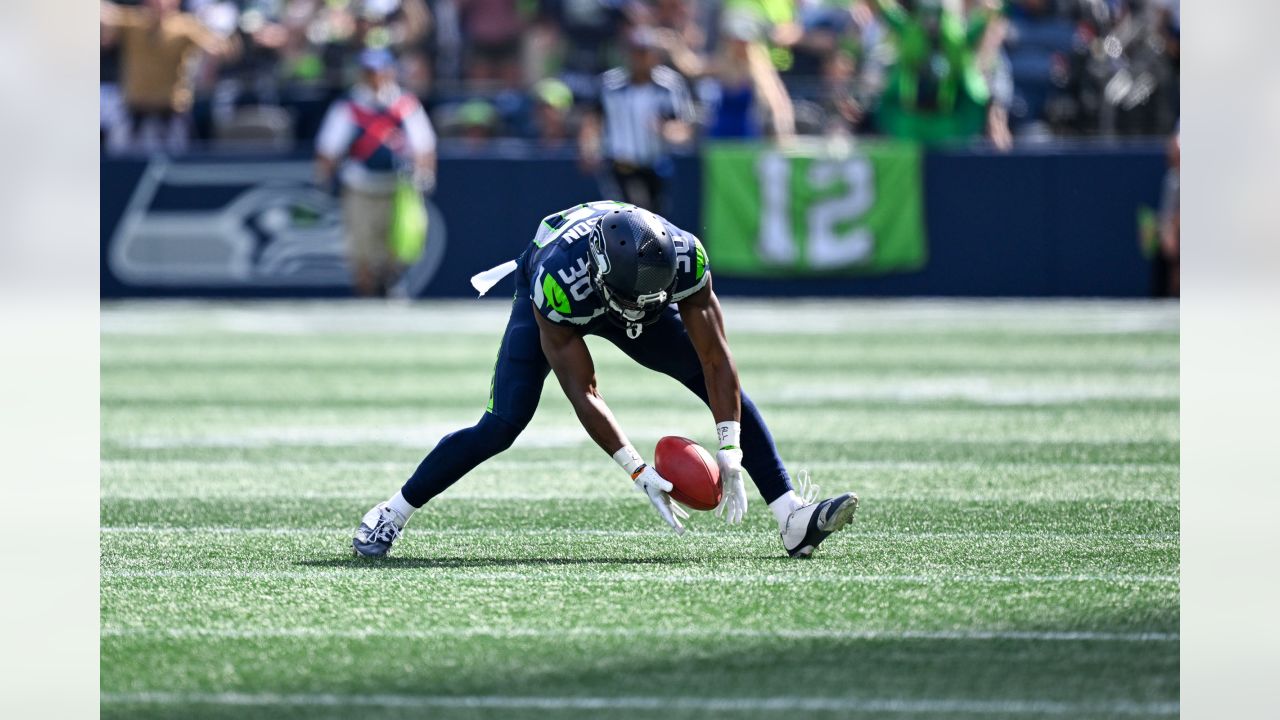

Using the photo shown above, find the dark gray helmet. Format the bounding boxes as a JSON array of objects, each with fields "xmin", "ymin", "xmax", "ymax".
[{"xmin": 586, "ymin": 207, "xmax": 677, "ymax": 335}]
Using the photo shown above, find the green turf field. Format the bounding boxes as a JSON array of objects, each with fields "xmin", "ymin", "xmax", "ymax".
[{"xmin": 100, "ymin": 299, "xmax": 1179, "ymax": 719}]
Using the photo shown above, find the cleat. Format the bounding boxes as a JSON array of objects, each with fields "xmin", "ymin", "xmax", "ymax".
[
  {"xmin": 352, "ymin": 503, "xmax": 407, "ymax": 558},
  {"xmin": 780, "ymin": 491, "xmax": 860, "ymax": 559}
]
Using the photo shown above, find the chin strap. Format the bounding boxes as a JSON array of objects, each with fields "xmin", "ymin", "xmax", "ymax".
[{"xmin": 626, "ymin": 321, "xmax": 643, "ymax": 339}]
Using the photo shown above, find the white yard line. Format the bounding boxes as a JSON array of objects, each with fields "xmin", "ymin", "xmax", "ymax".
[
  {"xmin": 101, "ymin": 526, "xmax": 676, "ymax": 537},
  {"xmin": 106, "ymin": 431, "xmax": 1178, "ymax": 449},
  {"xmin": 102, "ymin": 298, "xmax": 1179, "ymax": 337},
  {"xmin": 750, "ymin": 381, "xmax": 1177, "ymax": 406},
  {"xmin": 110, "ymin": 426, "xmax": 587, "ymax": 450},
  {"xmin": 101, "ymin": 569, "xmax": 1179, "ymax": 584},
  {"xmin": 99, "ymin": 458, "xmax": 1181, "ymax": 471},
  {"xmin": 99, "ymin": 526, "xmax": 1180, "ymax": 541},
  {"xmin": 100, "ymin": 491, "xmax": 1181, "ymax": 501},
  {"xmin": 99, "ymin": 691, "xmax": 1179, "ymax": 716},
  {"xmin": 100, "ymin": 626, "xmax": 1178, "ymax": 643},
  {"xmin": 99, "ymin": 458, "xmax": 1178, "ymax": 501}
]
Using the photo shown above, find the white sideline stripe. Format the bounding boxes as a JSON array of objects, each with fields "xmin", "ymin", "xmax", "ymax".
[
  {"xmin": 100, "ymin": 459, "xmax": 1180, "ymax": 471},
  {"xmin": 101, "ymin": 569, "xmax": 1178, "ymax": 584},
  {"xmin": 99, "ymin": 526, "xmax": 1180, "ymax": 541},
  {"xmin": 99, "ymin": 691, "xmax": 1179, "ymax": 716},
  {"xmin": 752, "ymin": 381, "xmax": 1176, "ymax": 406},
  {"xmin": 100, "ymin": 492, "xmax": 1181, "ymax": 502},
  {"xmin": 113, "ymin": 426, "xmax": 587, "ymax": 450},
  {"xmin": 100, "ymin": 626, "xmax": 1179, "ymax": 643},
  {"xmin": 100, "ymin": 298, "xmax": 1179, "ymax": 335},
  {"xmin": 108, "ymin": 432, "xmax": 1177, "ymax": 449}
]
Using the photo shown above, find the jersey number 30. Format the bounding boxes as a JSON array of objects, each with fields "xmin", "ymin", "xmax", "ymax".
[{"xmin": 558, "ymin": 257, "xmax": 593, "ymax": 301}]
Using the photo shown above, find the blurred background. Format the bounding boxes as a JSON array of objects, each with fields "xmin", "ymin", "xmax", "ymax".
[{"xmin": 99, "ymin": 0, "xmax": 1181, "ymax": 300}]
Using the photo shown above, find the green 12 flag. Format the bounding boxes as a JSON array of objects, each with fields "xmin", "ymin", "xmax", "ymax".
[{"xmin": 703, "ymin": 141, "xmax": 927, "ymax": 276}]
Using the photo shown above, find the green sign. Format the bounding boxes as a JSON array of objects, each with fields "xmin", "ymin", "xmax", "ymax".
[{"xmin": 703, "ymin": 141, "xmax": 928, "ymax": 276}]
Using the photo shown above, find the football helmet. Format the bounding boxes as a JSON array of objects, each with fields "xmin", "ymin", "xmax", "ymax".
[{"xmin": 586, "ymin": 207, "xmax": 678, "ymax": 338}]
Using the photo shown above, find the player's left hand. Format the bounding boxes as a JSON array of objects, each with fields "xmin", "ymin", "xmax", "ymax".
[{"xmin": 715, "ymin": 447, "xmax": 748, "ymax": 524}]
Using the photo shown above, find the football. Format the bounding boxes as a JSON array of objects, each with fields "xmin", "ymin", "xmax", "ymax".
[{"xmin": 654, "ymin": 436, "xmax": 723, "ymax": 511}]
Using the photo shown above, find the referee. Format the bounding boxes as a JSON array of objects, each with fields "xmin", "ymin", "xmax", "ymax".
[{"xmin": 578, "ymin": 28, "xmax": 696, "ymax": 213}]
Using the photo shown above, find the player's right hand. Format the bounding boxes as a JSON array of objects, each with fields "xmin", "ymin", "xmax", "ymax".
[
  {"xmin": 632, "ymin": 465, "xmax": 688, "ymax": 535},
  {"xmin": 715, "ymin": 447, "xmax": 748, "ymax": 525}
]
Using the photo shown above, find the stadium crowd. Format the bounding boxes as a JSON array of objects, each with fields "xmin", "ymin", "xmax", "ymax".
[{"xmin": 100, "ymin": 0, "xmax": 1179, "ymax": 154}]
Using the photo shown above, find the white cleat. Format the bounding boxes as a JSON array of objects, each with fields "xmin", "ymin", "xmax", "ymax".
[
  {"xmin": 352, "ymin": 503, "xmax": 407, "ymax": 558},
  {"xmin": 780, "ymin": 488, "xmax": 860, "ymax": 559}
]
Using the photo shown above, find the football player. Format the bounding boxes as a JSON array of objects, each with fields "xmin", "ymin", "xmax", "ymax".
[{"xmin": 354, "ymin": 201, "xmax": 859, "ymax": 557}]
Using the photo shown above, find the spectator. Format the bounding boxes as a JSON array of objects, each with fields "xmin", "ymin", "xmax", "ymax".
[
  {"xmin": 872, "ymin": 0, "xmax": 993, "ymax": 146},
  {"xmin": 1097, "ymin": 0, "xmax": 1177, "ymax": 136},
  {"xmin": 723, "ymin": 0, "xmax": 804, "ymax": 74},
  {"xmin": 455, "ymin": 98, "xmax": 500, "ymax": 146},
  {"xmin": 101, "ymin": 0, "xmax": 237, "ymax": 154},
  {"xmin": 1045, "ymin": 0, "xmax": 1177, "ymax": 136},
  {"xmin": 579, "ymin": 27, "xmax": 697, "ymax": 212},
  {"xmin": 649, "ymin": 0, "xmax": 708, "ymax": 79},
  {"xmin": 95, "ymin": 0, "xmax": 1180, "ymax": 149},
  {"xmin": 531, "ymin": 78, "xmax": 576, "ymax": 148},
  {"xmin": 968, "ymin": 0, "xmax": 1013, "ymax": 149},
  {"xmin": 315, "ymin": 49, "xmax": 438, "ymax": 297},
  {"xmin": 358, "ymin": 1, "xmax": 434, "ymax": 93},
  {"xmin": 785, "ymin": 0, "xmax": 853, "ymax": 79},
  {"xmin": 817, "ymin": 48, "xmax": 867, "ymax": 136},
  {"xmin": 701, "ymin": 15, "xmax": 796, "ymax": 140},
  {"xmin": 537, "ymin": 0, "xmax": 635, "ymax": 100},
  {"xmin": 458, "ymin": 0, "xmax": 525, "ymax": 87}
]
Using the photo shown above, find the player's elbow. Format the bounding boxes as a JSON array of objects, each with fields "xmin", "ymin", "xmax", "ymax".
[{"xmin": 578, "ymin": 382, "xmax": 605, "ymax": 406}]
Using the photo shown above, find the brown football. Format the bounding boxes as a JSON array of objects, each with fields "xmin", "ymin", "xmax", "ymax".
[{"xmin": 654, "ymin": 436, "xmax": 723, "ymax": 511}]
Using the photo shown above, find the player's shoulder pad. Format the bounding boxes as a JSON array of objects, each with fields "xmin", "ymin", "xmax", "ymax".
[
  {"xmin": 530, "ymin": 243, "xmax": 606, "ymax": 327},
  {"xmin": 668, "ymin": 224, "xmax": 710, "ymax": 303}
]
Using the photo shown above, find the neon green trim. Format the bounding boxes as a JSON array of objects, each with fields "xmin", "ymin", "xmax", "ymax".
[
  {"xmin": 485, "ymin": 354, "xmax": 498, "ymax": 413},
  {"xmin": 694, "ymin": 238, "xmax": 707, "ymax": 280}
]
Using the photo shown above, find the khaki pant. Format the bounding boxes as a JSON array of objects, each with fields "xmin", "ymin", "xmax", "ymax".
[{"xmin": 340, "ymin": 186, "xmax": 395, "ymax": 294}]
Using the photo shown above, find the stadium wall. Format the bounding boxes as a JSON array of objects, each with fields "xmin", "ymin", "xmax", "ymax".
[{"xmin": 100, "ymin": 143, "xmax": 1166, "ymax": 299}]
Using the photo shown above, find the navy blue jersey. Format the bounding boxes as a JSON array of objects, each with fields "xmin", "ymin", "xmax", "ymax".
[{"xmin": 525, "ymin": 201, "xmax": 709, "ymax": 329}]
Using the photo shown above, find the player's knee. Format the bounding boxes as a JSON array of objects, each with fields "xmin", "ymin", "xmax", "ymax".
[{"xmin": 475, "ymin": 412, "xmax": 523, "ymax": 455}]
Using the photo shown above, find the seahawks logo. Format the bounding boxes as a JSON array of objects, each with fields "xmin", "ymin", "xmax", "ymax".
[
  {"xmin": 589, "ymin": 227, "xmax": 612, "ymax": 277},
  {"xmin": 542, "ymin": 272, "xmax": 572, "ymax": 314}
]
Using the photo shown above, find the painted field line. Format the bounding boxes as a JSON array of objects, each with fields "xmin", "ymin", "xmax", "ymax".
[
  {"xmin": 101, "ymin": 569, "xmax": 1179, "ymax": 584},
  {"xmin": 99, "ymin": 491, "xmax": 1182, "ymax": 503},
  {"xmin": 100, "ymin": 691, "xmax": 1179, "ymax": 716},
  {"xmin": 100, "ymin": 459, "xmax": 1180, "ymax": 471},
  {"xmin": 111, "ymin": 427, "xmax": 586, "ymax": 451},
  {"xmin": 99, "ymin": 526, "xmax": 1180, "ymax": 541},
  {"xmin": 100, "ymin": 626, "xmax": 1179, "ymax": 643},
  {"xmin": 107, "ymin": 433, "xmax": 1178, "ymax": 449},
  {"xmin": 752, "ymin": 383, "xmax": 1177, "ymax": 406}
]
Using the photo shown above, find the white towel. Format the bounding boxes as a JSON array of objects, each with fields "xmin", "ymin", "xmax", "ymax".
[{"xmin": 469, "ymin": 259, "xmax": 519, "ymax": 297}]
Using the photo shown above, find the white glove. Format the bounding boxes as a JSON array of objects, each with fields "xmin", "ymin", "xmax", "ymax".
[
  {"xmin": 715, "ymin": 447, "xmax": 748, "ymax": 524},
  {"xmin": 633, "ymin": 465, "xmax": 689, "ymax": 535}
]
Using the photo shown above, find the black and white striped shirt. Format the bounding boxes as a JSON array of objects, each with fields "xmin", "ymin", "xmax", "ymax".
[{"xmin": 597, "ymin": 65, "xmax": 695, "ymax": 167}]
